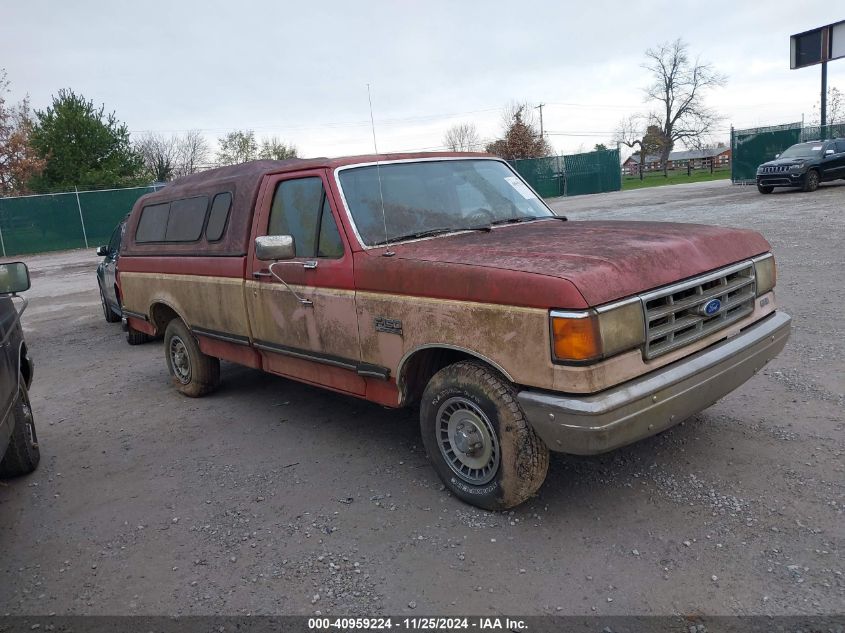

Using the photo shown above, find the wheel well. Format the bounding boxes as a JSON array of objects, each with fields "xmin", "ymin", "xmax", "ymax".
[
  {"xmin": 149, "ymin": 302, "xmax": 180, "ymax": 335},
  {"xmin": 399, "ymin": 347, "xmax": 507, "ymax": 406},
  {"xmin": 19, "ymin": 342, "xmax": 31, "ymax": 386}
]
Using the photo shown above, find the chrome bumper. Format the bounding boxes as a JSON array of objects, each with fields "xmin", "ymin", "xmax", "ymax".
[{"xmin": 518, "ymin": 311, "xmax": 791, "ymax": 455}]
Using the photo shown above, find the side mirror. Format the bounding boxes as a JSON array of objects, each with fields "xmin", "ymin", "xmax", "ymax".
[
  {"xmin": 774, "ymin": 153, "xmax": 780, "ymax": 159},
  {"xmin": 96, "ymin": 245, "xmax": 109, "ymax": 257},
  {"xmin": 825, "ymin": 149, "xmax": 834, "ymax": 156},
  {"xmin": 255, "ymin": 235, "xmax": 296, "ymax": 261},
  {"xmin": 0, "ymin": 262, "xmax": 30, "ymax": 294}
]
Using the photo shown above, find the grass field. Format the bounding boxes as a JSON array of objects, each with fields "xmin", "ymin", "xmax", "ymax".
[{"xmin": 622, "ymin": 167, "xmax": 731, "ymax": 190}]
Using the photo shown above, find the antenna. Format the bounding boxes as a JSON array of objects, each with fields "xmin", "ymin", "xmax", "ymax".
[{"xmin": 367, "ymin": 84, "xmax": 394, "ymax": 257}]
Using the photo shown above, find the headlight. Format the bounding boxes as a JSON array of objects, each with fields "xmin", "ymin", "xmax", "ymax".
[
  {"xmin": 753, "ymin": 253, "xmax": 776, "ymax": 295},
  {"xmin": 550, "ymin": 298, "xmax": 645, "ymax": 363}
]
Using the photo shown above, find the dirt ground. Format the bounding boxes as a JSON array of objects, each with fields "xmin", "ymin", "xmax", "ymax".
[{"xmin": 0, "ymin": 179, "xmax": 842, "ymax": 617}]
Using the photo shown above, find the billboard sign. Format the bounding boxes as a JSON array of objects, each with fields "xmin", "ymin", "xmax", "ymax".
[{"xmin": 790, "ymin": 19, "xmax": 845, "ymax": 69}]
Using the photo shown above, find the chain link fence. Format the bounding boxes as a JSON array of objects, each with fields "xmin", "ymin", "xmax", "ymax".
[
  {"xmin": 509, "ymin": 148, "xmax": 622, "ymax": 198},
  {"xmin": 731, "ymin": 122, "xmax": 845, "ymax": 183},
  {"xmin": 0, "ymin": 186, "xmax": 160, "ymax": 257}
]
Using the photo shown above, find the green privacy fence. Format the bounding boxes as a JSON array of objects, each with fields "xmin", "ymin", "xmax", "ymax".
[
  {"xmin": 509, "ymin": 148, "xmax": 622, "ymax": 198},
  {"xmin": 731, "ymin": 122, "xmax": 845, "ymax": 183},
  {"xmin": 0, "ymin": 186, "xmax": 160, "ymax": 257}
]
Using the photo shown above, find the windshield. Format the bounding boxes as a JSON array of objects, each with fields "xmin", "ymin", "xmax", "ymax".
[
  {"xmin": 779, "ymin": 142, "xmax": 826, "ymax": 159},
  {"xmin": 337, "ymin": 159, "xmax": 553, "ymax": 246}
]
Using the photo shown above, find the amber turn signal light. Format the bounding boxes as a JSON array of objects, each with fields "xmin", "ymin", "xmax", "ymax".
[{"xmin": 551, "ymin": 314, "xmax": 601, "ymax": 362}]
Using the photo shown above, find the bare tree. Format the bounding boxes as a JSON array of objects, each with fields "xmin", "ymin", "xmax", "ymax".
[
  {"xmin": 643, "ymin": 39, "xmax": 726, "ymax": 174},
  {"xmin": 258, "ymin": 136, "xmax": 298, "ymax": 160},
  {"xmin": 614, "ymin": 115, "xmax": 667, "ymax": 180},
  {"xmin": 811, "ymin": 86, "xmax": 844, "ymax": 126},
  {"xmin": 136, "ymin": 132, "xmax": 179, "ymax": 182},
  {"xmin": 443, "ymin": 122, "xmax": 481, "ymax": 152},
  {"xmin": 175, "ymin": 129, "xmax": 209, "ymax": 177}
]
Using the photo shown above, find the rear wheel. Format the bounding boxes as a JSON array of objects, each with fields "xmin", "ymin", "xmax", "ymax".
[
  {"xmin": 99, "ymin": 284, "xmax": 121, "ymax": 323},
  {"xmin": 757, "ymin": 184, "xmax": 774, "ymax": 194},
  {"xmin": 420, "ymin": 360, "xmax": 548, "ymax": 510},
  {"xmin": 802, "ymin": 170, "xmax": 819, "ymax": 192},
  {"xmin": 0, "ymin": 378, "xmax": 40, "ymax": 478},
  {"xmin": 164, "ymin": 319, "xmax": 220, "ymax": 397}
]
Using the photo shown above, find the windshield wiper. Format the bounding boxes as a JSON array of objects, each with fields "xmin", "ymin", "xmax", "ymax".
[
  {"xmin": 372, "ymin": 227, "xmax": 457, "ymax": 246},
  {"xmin": 489, "ymin": 215, "xmax": 567, "ymax": 226}
]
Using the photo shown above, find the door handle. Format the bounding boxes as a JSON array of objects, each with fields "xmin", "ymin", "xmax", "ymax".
[
  {"xmin": 253, "ymin": 270, "xmax": 273, "ymax": 278},
  {"xmin": 303, "ymin": 260, "xmax": 318, "ymax": 270}
]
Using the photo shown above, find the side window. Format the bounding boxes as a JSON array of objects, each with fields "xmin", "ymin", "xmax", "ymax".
[
  {"xmin": 206, "ymin": 192, "xmax": 232, "ymax": 242},
  {"xmin": 165, "ymin": 196, "xmax": 208, "ymax": 242},
  {"xmin": 136, "ymin": 203, "xmax": 170, "ymax": 242},
  {"xmin": 268, "ymin": 177, "xmax": 344, "ymax": 258},
  {"xmin": 108, "ymin": 223, "xmax": 123, "ymax": 253},
  {"xmin": 317, "ymin": 195, "xmax": 343, "ymax": 258},
  {"xmin": 836, "ymin": 140, "xmax": 845, "ymax": 154}
]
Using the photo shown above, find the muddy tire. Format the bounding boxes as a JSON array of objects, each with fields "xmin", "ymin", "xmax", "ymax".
[
  {"xmin": 757, "ymin": 184, "xmax": 774, "ymax": 194},
  {"xmin": 420, "ymin": 360, "xmax": 549, "ymax": 510},
  {"xmin": 802, "ymin": 169, "xmax": 819, "ymax": 192},
  {"xmin": 163, "ymin": 319, "xmax": 220, "ymax": 397},
  {"xmin": 0, "ymin": 377, "xmax": 40, "ymax": 478},
  {"xmin": 99, "ymin": 284, "xmax": 121, "ymax": 323},
  {"xmin": 126, "ymin": 326, "xmax": 150, "ymax": 345}
]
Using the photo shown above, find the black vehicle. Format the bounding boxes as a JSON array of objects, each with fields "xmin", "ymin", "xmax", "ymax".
[
  {"xmin": 0, "ymin": 262, "xmax": 39, "ymax": 478},
  {"xmin": 96, "ymin": 219, "xmax": 126, "ymax": 324},
  {"xmin": 756, "ymin": 138, "xmax": 845, "ymax": 193}
]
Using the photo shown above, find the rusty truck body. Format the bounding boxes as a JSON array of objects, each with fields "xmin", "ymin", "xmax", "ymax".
[{"xmin": 118, "ymin": 153, "xmax": 791, "ymax": 509}]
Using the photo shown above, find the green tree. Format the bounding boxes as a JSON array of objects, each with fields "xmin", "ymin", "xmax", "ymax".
[
  {"xmin": 485, "ymin": 103, "xmax": 551, "ymax": 160},
  {"xmin": 593, "ymin": 143, "xmax": 609, "ymax": 152},
  {"xmin": 29, "ymin": 89, "xmax": 144, "ymax": 191},
  {"xmin": 216, "ymin": 130, "xmax": 258, "ymax": 165},
  {"xmin": 259, "ymin": 136, "xmax": 298, "ymax": 160}
]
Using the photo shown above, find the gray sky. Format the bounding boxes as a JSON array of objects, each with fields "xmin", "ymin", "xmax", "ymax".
[{"xmin": 3, "ymin": 1, "xmax": 843, "ymax": 159}]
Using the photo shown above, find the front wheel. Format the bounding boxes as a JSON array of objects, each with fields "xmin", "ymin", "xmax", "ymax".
[
  {"xmin": 164, "ymin": 319, "xmax": 220, "ymax": 397},
  {"xmin": 0, "ymin": 378, "xmax": 40, "ymax": 477},
  {"xmin": 802, "ymin": 170, "xmax": 819, "ymax": 192},
  {"xmin": 757, "ymin": 184, "xmax": 774, "ymax": 194},
  {"xmin": 420, "ymin": 360, "xmax": 549, "ymax": 510}
]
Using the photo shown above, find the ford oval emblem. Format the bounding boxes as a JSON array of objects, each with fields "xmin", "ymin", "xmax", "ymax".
[{"xmin": 701, "ymin": 298, "xmax": 722, "ymax": 316}]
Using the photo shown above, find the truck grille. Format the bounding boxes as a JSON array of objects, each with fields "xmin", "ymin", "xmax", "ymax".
[
  {"xmin": 641, "ymin": 261, "xmax": 757, "ymax": 359},
  {"xmin": 760, "ymin": 165, "xmax": 789, "ymax": 173}
]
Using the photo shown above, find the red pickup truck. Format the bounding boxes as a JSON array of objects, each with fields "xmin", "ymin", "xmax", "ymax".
[{"xmin": 118, "ymin": 153, "xmax": 791, "ymax": 509}]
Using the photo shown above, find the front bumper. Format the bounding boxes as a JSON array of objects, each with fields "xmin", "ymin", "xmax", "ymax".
[
  {"xmin": 757, "ymin": 173, "xmax": 805, "ymax": 187},
  {"xmin": 518, "ymin": 311, "xmax": 791, "ymax": 455}
]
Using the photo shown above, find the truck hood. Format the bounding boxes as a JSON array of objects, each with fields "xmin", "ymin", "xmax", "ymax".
[{"xmin": 367, "ymin": 220, "xmax": 770, "ymax": 307}]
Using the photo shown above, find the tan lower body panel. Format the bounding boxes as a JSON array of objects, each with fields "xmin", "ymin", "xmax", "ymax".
[{"xmin": 121, "ymin": 272, "xmax": 779, "ymax": 405}]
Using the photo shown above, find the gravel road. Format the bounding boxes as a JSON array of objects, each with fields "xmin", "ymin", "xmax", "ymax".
[{"xmin": 1, "ymin": 179, "xmax": 842, "ymax": 617}]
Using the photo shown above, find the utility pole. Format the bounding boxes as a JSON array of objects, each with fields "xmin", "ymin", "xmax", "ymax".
[{"xmin": 535, "ymin": 103, "xmax": 545, "ymax": 138}]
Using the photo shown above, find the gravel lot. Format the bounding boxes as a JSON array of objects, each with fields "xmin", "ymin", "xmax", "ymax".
[{"xmin": 0, "ymin": 179, "xmax": 842, "ymax": 617}]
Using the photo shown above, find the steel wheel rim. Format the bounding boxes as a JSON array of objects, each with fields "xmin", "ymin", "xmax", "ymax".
[
  {"xmin": 169, "ymin": 335, "xmax": 192, "ymax": 384},
  {"xmin": 436, "ymin": 396, "xmax": 500, "ymax": 485}
]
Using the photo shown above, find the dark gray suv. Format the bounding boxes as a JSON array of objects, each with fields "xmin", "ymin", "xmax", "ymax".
[
  {"xmin": 756, "ymin": 139, "xmax": 845, "ymax": 193},
  {"xmin": 0, "ymin": 262, "xmax": 39, "ymax": 478}
]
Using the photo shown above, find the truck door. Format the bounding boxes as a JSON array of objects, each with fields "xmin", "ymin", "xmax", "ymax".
[{"xmin": 245, "ymin": 170, "xmax": 365, "ymax": 395}]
